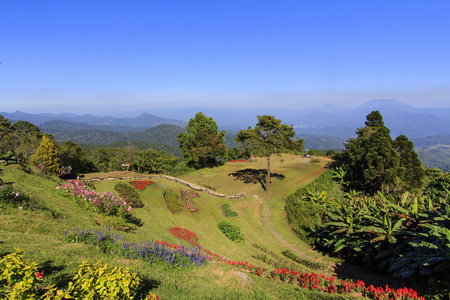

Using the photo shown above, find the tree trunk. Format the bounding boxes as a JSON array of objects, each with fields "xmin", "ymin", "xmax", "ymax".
[{"xmin": 266, "ymin": 154, "xmax": 271, "ymax": 197}]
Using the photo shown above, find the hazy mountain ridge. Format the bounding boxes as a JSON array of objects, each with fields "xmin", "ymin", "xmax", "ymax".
[
  {"xmin": 2, "ymin": 100, "xmax": 450, "ymax": 170},
  {"xmin": 3, "ymin": 99, "xmax": 450, "ymax": 139},
  {"xmin": 1, "ymin": 110, "xmax": 187, "ymax": 128}
]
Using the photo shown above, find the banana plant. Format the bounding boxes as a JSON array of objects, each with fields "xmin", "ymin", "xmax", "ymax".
[
  {"xmin": 324, "ymin": 198, "xmax": 369, "ymax": 257},
  {"xmin": 361, "ymin": 213, "xmax": 406, "ymax": 270}
]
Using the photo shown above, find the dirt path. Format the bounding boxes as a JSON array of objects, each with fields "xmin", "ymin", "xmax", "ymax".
[
  {"xmin": 253, "ymin": 194, "xmax": 335, "ymax": 273},
  {"xmin": 254, "ymin": 193, "xmax": 399, "ymax": 287}
]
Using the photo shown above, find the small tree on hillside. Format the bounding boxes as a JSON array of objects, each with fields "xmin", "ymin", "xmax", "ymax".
[
  {"xmin": 0, "ymin": 115, "xmax": 12, "ymax": 155},
  {"xmin": 235, "ymin": 115, "xmax": 304, "ymax": 197},
  {"xmin": 177, "ymin": 112, "xmax": 227, "ymax": 169},
  {"xmin": 30, "ymin": 136, "xmax": 61, "ymax": 174}
]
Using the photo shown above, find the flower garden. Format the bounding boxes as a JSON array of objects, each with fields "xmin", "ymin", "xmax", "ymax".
[
  {"xmin": 180, "ymin": 189, "xmax": 199, "ymax": 212},
  {"xmin": 58, "ymin": 180, "xmax": 130, "ymax": 217},
  {"xmin": 130, "ymin": 180, "xmax": 154, "ymax": 191},
  {"xmin": 55, "ymin": 180, "xmax": 426, "ymax": 299}
]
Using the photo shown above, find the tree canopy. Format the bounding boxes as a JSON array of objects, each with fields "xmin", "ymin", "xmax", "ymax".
[
  {"xmin": 334, "ymin": 111, "xmax": 426, "ymax": 193},
  {"xmin": 177, "ymin": 112, "xmax": 227, "ymax": 169},
  {"xmin": 30, "ymin": 136, "xmax": 61, "ymax": 174},
  {"xmin": 235, "ymin": 115, "xmax": 304, "ymax": 196}
]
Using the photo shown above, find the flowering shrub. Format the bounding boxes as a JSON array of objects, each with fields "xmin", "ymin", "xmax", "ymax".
[
  {"xmin": 180, "ymin": 189, "xmax": 199, "ymax": 212},
  {"xmin": 228, "ymin": 159, "xmax": 246, "ymax": 163},
  {"xmin": 64, "ymin": 226, "xmax": 210, "ymax": 267},
  {"xmin": 169, "ymin": 227, "xmax": 199, "ymax": 244},
  {"xmin": 58, "ymin": 180, "xmax": 131, "ymax": 217},
  {"xmin": 130, "ymin": 180, "xmax": 153, "ymax": 191},
  {"xmin": 0, "ymin": 184, "xmax": 36, "ymax": 208},
  {"xmin": 163, "ymin": 188, "xmax": 183, "ymax": 213}
]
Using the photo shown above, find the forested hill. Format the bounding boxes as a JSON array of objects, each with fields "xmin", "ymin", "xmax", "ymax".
[
  {"xmin": 42, "ymin": 122, "xmax": 185, "ymax": 147},
  {"xmin": 39, "ymin": 120, "xmax": 148, "ymax": 133},
  {"xmin": 413, "ymin": 134, "xmax": 450, "ymax": 172},
  {"xmin": 41, "ymin": 121, "xmax": 241, "ymax": 158}
]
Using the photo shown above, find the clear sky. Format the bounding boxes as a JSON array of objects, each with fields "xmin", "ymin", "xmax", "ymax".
[{"xmin": 1, "ymin": 1, "xmax": 449, "ymax": 115}]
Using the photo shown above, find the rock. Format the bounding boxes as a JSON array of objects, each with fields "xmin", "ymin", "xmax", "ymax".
[{"xmin": 236, "ymin": 271, "xmax": 253, "ymax": 286}]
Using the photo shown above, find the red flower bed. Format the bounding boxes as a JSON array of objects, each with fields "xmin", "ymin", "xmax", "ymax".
[
  {"xmin": 168, "ymin": 227, "xmax": 199, "ymax": 244},
  {"xmin": 217, "ymin": 260, "xmax": 425, "ymax": 300},
  {"xmin": 228, "ymin": 159, "xmax": 247, "ymax": 163},
  {"xmin": 130, "ymin": 180, "xmax": 153, "ymax": 191}
]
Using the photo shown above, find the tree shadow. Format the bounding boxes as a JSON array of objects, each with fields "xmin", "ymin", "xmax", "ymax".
[
  {"xmin": 135, "ymin": 278, "xmax": 160, "ymax": 299},
  {"xmin": 124, "ymin": 213, "xmax": 144, "ymax": 227},
  {"xmin": 333, "ymin": 260, "xmax": 403, "ymax": 290},
  {"xmin": 40, "ymin": 260, "xmax": 72, "ymax": 288},
  {"xmin": 229, "ymin": 168, "xmax": 285, "ymax": 191}
]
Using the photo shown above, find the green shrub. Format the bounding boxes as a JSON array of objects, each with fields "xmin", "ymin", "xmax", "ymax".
[
  {"xmin": 221, "ymin": 203, "xmax": 238, "ymax": 217},
  {"xmin": 218, "ymin": 221, "xmax": 244, "ymax": 242},
  {"xmin": 1, "ymin": 249, "xmax": 155, "ymax": 300},
  {"xmin": 44, "ymin": 260, "xmax": 141, "ymax": 300},
  {"xmin": 0, "ymin": 248, "xmax": 43, "ymax": 300},
  {"xmin": 114, "ymin": 182, "xmax": 144, "ymax": 208},
  {"xmin": 163, "ymin": 188, "xmax": 183, "ymax": 213},
  {"xmin": 0, "ymin": 184, "xmax": 39, "ymax": 209}
]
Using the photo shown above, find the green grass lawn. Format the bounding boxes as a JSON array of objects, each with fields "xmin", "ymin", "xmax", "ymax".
[{"xmin": 0, "ymin": 156, "xmax": 355, "ymax": 299}]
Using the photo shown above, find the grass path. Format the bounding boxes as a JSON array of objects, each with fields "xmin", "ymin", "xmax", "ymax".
[{"xmin": 254, "ymin": 194, "xmax": 335, "ymax": 273}]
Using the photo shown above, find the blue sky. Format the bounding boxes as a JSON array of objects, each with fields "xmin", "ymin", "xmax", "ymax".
[{"xmin": 1, "ymin": 1, "xmax": 449, "ymax": 115}]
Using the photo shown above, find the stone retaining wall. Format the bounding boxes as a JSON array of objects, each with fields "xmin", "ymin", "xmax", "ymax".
[{"xmin": 84, "ymin": 174, "xmax": 245, "ymax": 199}]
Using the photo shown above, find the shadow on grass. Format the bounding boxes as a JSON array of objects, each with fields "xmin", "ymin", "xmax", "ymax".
[
  {"xmin": 124, "ymin": 213, "xmax": 144, "ymax": 227},
  {"xmin": 229, "ymin": 168, "xmax": 285, "ymax": 191},
  {"xmin": 333, "ymin": 260, "xmax": 402, "ymax": 290},
  {"xmin": 39, "ymin": 260, "xmax": 73, "ymax": 288},
  {"xmin": 135, "ymin": 278, "xmax": 160, "ymax": 299}
]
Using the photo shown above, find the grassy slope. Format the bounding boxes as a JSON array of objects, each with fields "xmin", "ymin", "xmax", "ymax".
[{"xmin": 0, "ymin": 156, "xmax": 351, "ymax": 299}]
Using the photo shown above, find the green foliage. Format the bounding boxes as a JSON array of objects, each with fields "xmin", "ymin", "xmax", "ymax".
[
  {"xmin": 334, "ymin": 111, "xmax": 426, "ymax": 193},
  {"xmin": 0, "ymin": 115, "xmax": 13, "ymax": 155},
  {"xmin": 59, "ymin": 140, "xmax": 96, "ymax": 173},
  {"xmin": 224, "ymin": 146, "xmax": 248, "ymax": 161},
  {"xmin": 235, "ymin": 115, "xmax": 304, "ymax": 195},
  {"xmin": 281, "ymin": 250, "xmax": 323, "ymax": 271},
  {"xmin": 163, "ymin": 188, "xmax": 183, "ymax": 213},
  {"xmin": 285, "ymin": 171, "xmax": 343, "ymax": 242},
  {"xmin": 30, "ymin": 136, "xmax": 61, "ymax": 174},
  {"xmin": 114, "ymin": 182, "xmax": 144, "ymax": 208},
  {"xmin": 45, "ymin": 260, "xmax": 141, "ymax": 300},
  {"xmin": 177, "ymin": 112, "xmax": 227, "ymax": 169},
  {"xmin": 0, "ymin": 249, "xmax": 43, "ymax": 300},
  {"xmin": 218, "ymin": 221, "xmax": 244, "ymax": 242},
  {"xmin": 423, "ymin": 171, "xmax": 450, "ymax": 201},
  {"xmin": 221, "ymin": 203, "xmax": 238, "ymax": 217},
  {"xmin": 131, "ymin": 148, "xmax": 178, "ymax": 175},
  {"xmin": 307, "ymin": 149, "xmax": 326, "ymax": 157},
  {"xmin": 394, "ymin": 134, "xmax": 427, "ymax": 191},
  {"xmin": 0, "ymin": 184, "xmax": 39, "ymax": 209}
]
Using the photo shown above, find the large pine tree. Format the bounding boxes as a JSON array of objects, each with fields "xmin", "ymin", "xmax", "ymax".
[
  {"xmin": 335, "ymin": 111, "xmax": 425, "ymax": 193},
  {"xmin": 235, "ymin": 115, "xmax": 304, "ymax": 196}
]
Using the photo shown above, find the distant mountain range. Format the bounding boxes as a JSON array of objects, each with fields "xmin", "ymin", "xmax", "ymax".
[
  {"xmin": 2, "ymin": 99, "xmax": 450, "ymax": 170},
  {"xmin": 1, "ymin": 111, "xmax": 187, "ymax": 129},
  {"xmin": 4, "ymin": 99, "xmax": 450, "ymax": 139}
]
